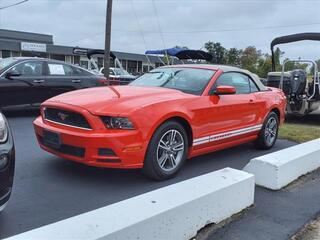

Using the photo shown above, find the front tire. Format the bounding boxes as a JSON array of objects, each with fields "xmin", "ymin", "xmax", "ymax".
[
  {"xmin": 255, "ymin": 112, "xmax": 279, "ymax": 150},
  {"xmin": 142, "ymin": 121, "xmax": 188, "ymax": 180}
]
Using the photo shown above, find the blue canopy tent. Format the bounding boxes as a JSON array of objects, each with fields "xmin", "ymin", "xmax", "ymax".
[{"xmin": 145, "ymin": 48, "xmax": 212, "ymax": 63}]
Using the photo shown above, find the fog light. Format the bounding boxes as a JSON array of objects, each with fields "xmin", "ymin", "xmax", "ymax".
[{"xmin": 0, "ymin": 154, "xmax": 8, "ymax": 169}]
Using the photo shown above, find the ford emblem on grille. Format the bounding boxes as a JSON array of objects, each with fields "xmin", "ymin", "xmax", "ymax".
[{"xmin": 58, "ymin": 112, "xmax": 68, "ymax": 121}]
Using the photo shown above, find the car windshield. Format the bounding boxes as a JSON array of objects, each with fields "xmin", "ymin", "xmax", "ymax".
[
  {"xmin": 0, "ymin": 58, "xmax": 17, "ymax": 71},
  {"xmin": 130, "ymin": 67, "xmax": 215, "ymax": 95}
]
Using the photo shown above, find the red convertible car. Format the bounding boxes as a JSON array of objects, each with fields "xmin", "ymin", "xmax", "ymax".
[{"xmin": 34, "ymin": 64, "xmax": 286, "ymax": 180}]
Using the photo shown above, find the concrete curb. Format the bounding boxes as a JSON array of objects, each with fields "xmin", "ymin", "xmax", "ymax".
[
  {"xmin": 243, "ymin": 138, "xmax": 320, "ymax": 190},
  {"xmin": 5, "ymin": 168, "xmax": 254, "ymax": 240}
]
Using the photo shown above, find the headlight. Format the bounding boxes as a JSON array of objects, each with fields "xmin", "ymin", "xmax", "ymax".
[
  {"xmin": 0, "ymin": 113, "xmax": 8, "ymax": 143},
  {"xmin": 101, "ymin": 117, "xmax": 134, "ymax": 130}
]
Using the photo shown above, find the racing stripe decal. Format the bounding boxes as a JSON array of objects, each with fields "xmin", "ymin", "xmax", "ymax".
[{"xmin": 193, "ymin": 124, "xmax": 262, "ymax": 146}]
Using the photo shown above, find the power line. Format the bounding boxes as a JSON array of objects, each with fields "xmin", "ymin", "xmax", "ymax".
[
  {"xmin": 112, "ymin": 22, "xmax": 320, "ymax": 34},
  {"xmin": 151, "ymin": 0, "xmax": 166, "ymax": 49},
  {"xmin": 66, "ymin": 21, "xmax": 320, "ymax": 46},
  {"xmin": 0, "ymin": 0, "xmax": 29, "ymax": 10},
  {"xmin": 130, "ymin": 0, "xmax": 152, "ymax": 65}
]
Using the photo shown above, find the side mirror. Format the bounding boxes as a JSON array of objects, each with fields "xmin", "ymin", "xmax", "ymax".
[
  {"xmin": 5, "ymin": 70, "xmax": 21, "ymax": 80},
  {"xmin": 215, "ymin": 85, "xmax": 236, "ymax": 95}
]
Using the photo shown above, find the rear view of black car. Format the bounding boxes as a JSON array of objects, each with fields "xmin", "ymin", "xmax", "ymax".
[
  {"xmin": 0, "ymin": 112, "xmax": 15, "ymax": 211},
  {"xmin": 0, "ymin": 57, "xmax": 107, "ymax": 108}
]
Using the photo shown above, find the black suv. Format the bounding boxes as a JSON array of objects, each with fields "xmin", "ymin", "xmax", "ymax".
[
  {"xmin": 0, "ymin": 57, "xmax": 107, "ymax": 108},
  {"xmin": 0, "ymin": 112, "xmax": 14, "ymax": 211}
]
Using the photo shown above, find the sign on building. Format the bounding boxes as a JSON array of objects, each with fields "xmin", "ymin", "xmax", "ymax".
[
  {"xmin": 73, "ymin": 48, "xmax": 88, "ymax": 55},
  {"xmin": 21, "ymin": 42, "xmax": 47, "ymax": 52}
]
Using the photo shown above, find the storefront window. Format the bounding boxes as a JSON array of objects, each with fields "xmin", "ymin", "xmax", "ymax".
[
  {"xmin": 74, "ymin": 56, "xmax": 80, "ymax": 65},
  {"xmin": 2, "ymin": 50, "xmax": 11, "ymax": 58},
  {"xmin": 21, "ymin": 51, "xmax": 48, "ymax": 58},
  {"xmin": 65, "ymin": 55, "xmax": 72, "ymax": 63},
  {"xmin": 12, "ymin": 51, "xmax": 20, "ymax": 57},
  {"xmin": 50, "ymin": 54, "xmax": 65, "ymax": 61},
  {"xmin": 127, "ymin": 60, "xmax": 138, "ymax": 74},
  {"xmin": 137, "ymin": 61, "xmax": 142, "ymax": 73},
  {"xmin": 80, "ymin": 60, "xmax": 88, "ymax": 69}
]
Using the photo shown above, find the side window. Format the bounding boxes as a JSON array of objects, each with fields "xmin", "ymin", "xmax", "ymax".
[
  {"xmin": 249, "ymin": 78, "xmax": 259, "ymax": 92},
  {"xmin": 11, "ymin": 61, "xmax": 43, "ymax": 76},
  {"xmin": 63, "ymin": 64, "xmax": 74, "ymax": 76},
  {"xmin": 48, "ymin": 63, "xmax": 66, "ymax": 76},
  {"xmin": 72, "ymin": 66, "xmax": 91, "ymax": 76},
  {"xmin": 214, "ymin": 72, "xmax": 251, "ymax": 94},
  {"xmin": 48, "ymin": 63, "xmax": 77, "ymax": 76}
]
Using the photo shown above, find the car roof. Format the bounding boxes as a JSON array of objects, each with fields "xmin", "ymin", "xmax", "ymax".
[
  {"xmin": 10, "ymin": 57, "xmax": 72, "ymax": 65},
  {"xmin": 5, "ymin": 57, "xmax": 94, "ymax": 75},
  {"xmin": 10, "ymin": 57, "xmax": 46, "ymax": 61},
  {"xmin": 160, "ymin": 64, "xmax": 267, "ymax": 91},
  {"xmin": 161, "ymin": 64, "xmax": 243, "ymax": 72}
]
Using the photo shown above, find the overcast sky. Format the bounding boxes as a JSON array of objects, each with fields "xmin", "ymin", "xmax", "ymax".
[{"xmin": 0, "ymin": 0, "xmax": 319, "ymax": 60}]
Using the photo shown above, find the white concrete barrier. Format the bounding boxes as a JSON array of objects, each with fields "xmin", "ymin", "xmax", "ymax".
[
  {"xmin": 244, "ymin": 138, "xmax": 320, "ymax": 190},
  {"xmin": 6, "ymin": 168, "xmax": 254, "ymax": 240}
]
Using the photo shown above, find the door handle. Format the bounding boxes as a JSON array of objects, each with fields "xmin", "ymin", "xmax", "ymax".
[
  {"xmin": 72, "ymin": 79, "xmax": 81, "ymax": 83},
  {"xmin": 33, "ymin": 80, "xmax": 45, "ymax": 83},
  {"xmin": 249, "ymin": 99, "xmax": 254, "ymax": 103}
]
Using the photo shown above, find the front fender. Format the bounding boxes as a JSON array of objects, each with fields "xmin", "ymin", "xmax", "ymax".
[{"xmin": 131, "ymin": 102, "xmax": 193, "ymax": 144}]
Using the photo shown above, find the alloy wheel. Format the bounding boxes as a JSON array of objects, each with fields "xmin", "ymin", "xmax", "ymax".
[
  {"xmin": 156, "ymin": 129, "xmax": 185, "ymax": 172},
  {"xmin": 265, "ymin": 117, "xmax": 278, "ymax": 146}
]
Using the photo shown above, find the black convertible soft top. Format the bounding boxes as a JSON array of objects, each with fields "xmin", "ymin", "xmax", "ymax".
[{"xmin": 271, "ymin": 32, "xmax": 320, "ymax": 71}]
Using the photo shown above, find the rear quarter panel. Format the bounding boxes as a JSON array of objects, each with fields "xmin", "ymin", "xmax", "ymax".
[{"xmin": 255, "ymin": 88, "xmax": 286, "ymax": 124}]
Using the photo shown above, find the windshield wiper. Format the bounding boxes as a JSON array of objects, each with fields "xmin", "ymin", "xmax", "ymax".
[{"xmin": 160, "ymin": 70, "xmax": 182, "ymax": 87}]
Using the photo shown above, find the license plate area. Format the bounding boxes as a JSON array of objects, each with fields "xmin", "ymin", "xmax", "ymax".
[{"xmin": 43, "ymin": 130, "xmax": 61, "ymax": 149}]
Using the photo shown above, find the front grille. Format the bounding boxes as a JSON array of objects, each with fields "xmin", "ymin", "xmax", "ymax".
[
  {"xmin": 44, "ymin": 108, "xmax": 91, "ymax": 130},
  {"xmin": 38, "ymin": 135, "xmax": 85, "ymax": 158}
]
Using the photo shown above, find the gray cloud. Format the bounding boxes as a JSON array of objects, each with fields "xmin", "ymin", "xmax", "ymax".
[{"xmin": 0, "ymin": 0, "xmax": 319, "ymax": 60}]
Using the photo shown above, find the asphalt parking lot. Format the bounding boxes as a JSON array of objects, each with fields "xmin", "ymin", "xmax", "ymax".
[{"xmin": 0, "ymin": 109, "xmax": 317, "ymax": 239}]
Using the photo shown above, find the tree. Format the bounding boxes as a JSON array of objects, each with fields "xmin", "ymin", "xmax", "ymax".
[
  {"xmin": 225, "ymin": 47, "xmax": 242, "ymax": 66},
  {"xmin": 273, "ymin": 47, "xmax": 284, "ymax": 71},
  {"xmin": 240, "ymin": 46, "xmax": 262, "ymax": 73},
  {"xmin": 283, "ymin": 58, "xmax": 308, "ymax": 71},
  {"xmin": 204, "ymin": 41, "xmax": 226, "ymax": 64},
  {"xmin": 257, "ymin": 54, "xmax": 272, "ymax": 78}
]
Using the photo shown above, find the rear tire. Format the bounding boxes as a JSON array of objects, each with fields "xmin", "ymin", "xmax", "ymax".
[
  {"xmin": 255, "ymin": 112, "xmax": 279, "ymax": 150},
  {"xmin": 142, "ymin": 121, "xmax": 188, "ymax": 181}
]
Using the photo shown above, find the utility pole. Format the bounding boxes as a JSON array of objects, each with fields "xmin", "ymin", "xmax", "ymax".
[{"xmin": 104, "ymin": 0, "xmax": 113, "ymax": 83}]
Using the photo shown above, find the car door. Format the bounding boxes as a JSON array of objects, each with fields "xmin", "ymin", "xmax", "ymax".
[
  {"xmin": 205, "ymin": 72, "xmax": 260, "ymax": 143},
  {"xmin": 45, "ymin": 61, "xmax": 82, "ymax": 98},
  {"xmin": 0, "ymin": 60, "xmax": 47, "ymax": 107},
  {"xmin": 249, "ymin": 78, "xmax": 269, "ymax": 122}
]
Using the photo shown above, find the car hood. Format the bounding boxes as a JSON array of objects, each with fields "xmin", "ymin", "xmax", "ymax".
[{"xmin": 46, "ymin": 86, "xmax": 194, "ymax": 115}]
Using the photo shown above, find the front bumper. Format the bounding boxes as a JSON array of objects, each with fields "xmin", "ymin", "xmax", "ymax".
[
  {"xmin": 0, "ymin": 118, "xmax": 15, "ymax": 210},
  {"xmin": 33, "ymin": 116, "xmax": 147, "ymax": 169}
]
